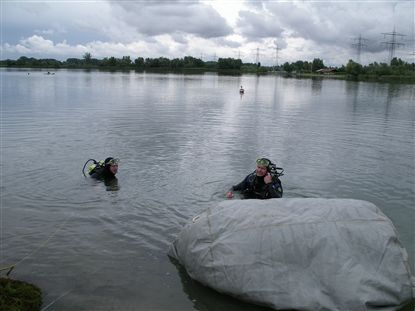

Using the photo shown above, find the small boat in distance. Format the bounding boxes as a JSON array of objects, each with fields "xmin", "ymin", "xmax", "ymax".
[{"xmin": 239, "ymin": 86, "xmax": 245, "ymax": 94}]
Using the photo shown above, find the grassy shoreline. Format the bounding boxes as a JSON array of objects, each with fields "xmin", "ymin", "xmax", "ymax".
[{"xmin": 0, "ymin": 278, "xmax": 42, "ymax": 311}]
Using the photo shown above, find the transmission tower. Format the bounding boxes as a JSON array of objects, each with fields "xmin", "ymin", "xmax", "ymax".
[
  {"xmin": 381, "ymin": 28, "xmax": 405, "ymax": 63},
  {"xmin": 352, "ymin": 34, "xmax": 368, "ymax": 64},
  {"xmin": 251, "ymin": 47, "xmax": 265, "ymax": 65},
  {"xmin": 273, "ymin": 46, "xmax": 280, "ymax": 67},
  {"xmin": 267, "ymin": 44, "xmax": 280, "ymax": 69},
  {"xmin": 235, "ymin": 50, "xmax": 244, "ymax": 60}
]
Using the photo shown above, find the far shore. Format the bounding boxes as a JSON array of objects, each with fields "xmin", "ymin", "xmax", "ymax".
[{"xmin": 2, "ymin": 65, "xmax": 414, "ymax": 84}]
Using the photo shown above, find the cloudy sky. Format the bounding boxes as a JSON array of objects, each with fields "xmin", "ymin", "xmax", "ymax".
[{"xmin": 1, "ymin": 0, "xmax": 414, "ymax": 66}]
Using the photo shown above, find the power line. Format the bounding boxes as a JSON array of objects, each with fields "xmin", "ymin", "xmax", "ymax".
[
  {"xmin": 381, "ymin": 27, "xmax": 405, "ymax": 63},
  {"xmin": 272, "ymin": 46, "xmax": 280, "ymax": 67},
  {"xmin": 235, "ymin": 50, "xmax": 244, "ymax": 60},
  {"xmin": 352, "ymin": 34, "xmax": 368, "ymax": 64},
  {"xmin": 255, "ymin": 47, "xmax": 260, "ymax": 64},
  {"xmin": 267, "ymin": 45, "xmax": 281, "ymax": 68},
  {"xmin": 251, "ymin": 47, "xmax": 265, "ymax": 65}
]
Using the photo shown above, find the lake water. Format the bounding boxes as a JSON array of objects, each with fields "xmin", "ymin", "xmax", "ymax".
[{"xmin": 1, "ymin": 68, "xmax": 414, "ymax": 310}]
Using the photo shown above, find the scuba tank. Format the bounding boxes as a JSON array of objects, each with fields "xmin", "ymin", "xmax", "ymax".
[
  {"xmin": 82, "ymin": 159, "xmax": 105, "ymax": 177},
  {"xmin": 88, "ymin": 160, "xmax": 105, "ymax": 175},
  {"xmin": 82, "ymin": 157, "xmax": 119, "ymax": 177}
]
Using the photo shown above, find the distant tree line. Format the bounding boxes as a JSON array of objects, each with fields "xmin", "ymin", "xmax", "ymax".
[
  {"xmin": 1, "ymin": 53, "xmax": 413, "ymax": 79},
  {"xmin": 281, "ymin": 57, "xmax": 414, "ymax": 77},
  {"xmin": 344, "ymin": 58, "xmax": 414, "ymax": 77},
  {"xmin": 281, "ymin": 58, "xmax": 326, "ymax": 73},
  {"xmin": 0, "ymin": 53, "xmax": 251, "ymax": 71}
]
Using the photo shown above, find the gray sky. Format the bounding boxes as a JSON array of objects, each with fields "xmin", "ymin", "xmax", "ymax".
[{"xmin": 1, "ymin": 0, "xmax": 414, "ymax": 66}]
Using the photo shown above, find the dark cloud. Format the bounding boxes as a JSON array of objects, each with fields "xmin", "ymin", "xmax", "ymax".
[
  {"xmin": 2, "ymin": 2, "xmax": 51, "ymax": 43},
  {"xmin": 240, "ymin": 1, "xmax": 413, "ymax": 58},
  {"xmin": 213, "ymin": 38, "xmax": 242, "ymax": 49},
  {"xmin": 244, "ymin": 0, "xmax": 265, "ymax": 10},
  {"xmin": 236, "ymin": 10, "xmax": 284, "ymax": 40},
  {"xmin": 111, "ymin": 1, "xmax": 233, "ymax": 38},
  {"xmin": 264, "ymin": 2, "xmax": 351, "ymax": 47},
  {"xmin": 170, "ymin": 33, "xmax": 188, "ymax": 45},
  {"xmin": 2, "ymin": 2, "xmax": 108, "ymax": 45},
  {"xmin": 273, "ymin": 38, "xmax": 287, "ymax": 50}
]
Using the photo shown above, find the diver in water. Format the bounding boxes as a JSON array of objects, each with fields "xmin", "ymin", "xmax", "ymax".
[
  {"xmin": 83, "ymin": 157, "xmax": 120, "ymax": 190},
  {"xmin": 226, "ymin": 158, "xmax": 283, "ymax": 199}
]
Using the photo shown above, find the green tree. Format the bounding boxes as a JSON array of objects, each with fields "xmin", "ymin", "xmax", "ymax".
[
  {"xmin": 134, "ymin": 57, "xmax": 144, "ymax": 68},
  {"xmin": 157, "ymin": 57, "xmax": 171, "ymax": 68},
  {"xmin": 119, "ymin": 56, "xmax": 132, "ymax": 67},
  {"xmin": 66, "ymin": 58, "xmax": 83, "ymax": 68},
  {"xmin": 282, "ymin": 62, "xmax": 293, "ymax": 72},
  {"xmin": 145, "ymin": 57, "xmax": 159, "ymax": 67},
  {"xmin": 390, "ymin": 57, "xmax": 404, "ymax": 67},
  {"xmin": 183, "ymin": 56, "xmax": 204, "ymax": 68},
  {"xmin": 338, "ymin": 65, "xmax": 346, "ymax": 73},
  {"xmin": 389, "ymin": 57, "xmax": 409, "ymax": 75},
  {"xmin": 311, "ymin": 58, "xmax": 325, "ymax": 72},
  {"xmin": 217, "ymin": 58, "xmax": 242, "ymax": 70},
  {"xmin": 107, "ymin": 57, "xmax": 117, "ymax": 66},
  {"xmin": 83, "ymin": 52, "xmax": 92, "ymax": 64},
  {"xmin": 16, "ymin": 56, "xmax": 30, "ymax": 66},
  {"xmin": 345, "ymin": 59, "xmax": 363, "ymax": 76},
  {"xmin": 293, "ymin": 60, "xmax": 304, "ymax": 72},
  {"xmin": 171, "ymin": 58, "xmax": 184, "ymax": 69}
]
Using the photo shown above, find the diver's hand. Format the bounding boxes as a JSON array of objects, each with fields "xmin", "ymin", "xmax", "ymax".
[
  {"xmin": 226, "ymin": 191, "xmax": 234, "ymax": 199},
  {"xmin": 264, "ymin": 173, "xmax": 272, "ymax": 184}
]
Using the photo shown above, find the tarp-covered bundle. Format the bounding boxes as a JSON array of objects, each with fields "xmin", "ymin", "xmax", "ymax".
[{"xmin": 169, "ymin": 198, "xmax": 415, "ymax": 311}]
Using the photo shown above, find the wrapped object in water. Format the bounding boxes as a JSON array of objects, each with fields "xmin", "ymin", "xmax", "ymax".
[{"xmin": 169, "ymin": 198, "xmax": 415, "ymax": 311}]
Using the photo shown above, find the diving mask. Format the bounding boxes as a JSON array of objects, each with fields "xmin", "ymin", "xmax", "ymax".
[
  {"xmin": 256, "ymin": 158, "xmax": 270, "ymax": 167},
  {"xmin": 107, "ymin": 158, "xmax": 120, "ymax": 166}
]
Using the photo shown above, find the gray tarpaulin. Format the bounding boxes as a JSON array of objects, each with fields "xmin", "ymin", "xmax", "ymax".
[{"xmin": 169, "ymin": 198, "xmax": 415, "ymax": 311}]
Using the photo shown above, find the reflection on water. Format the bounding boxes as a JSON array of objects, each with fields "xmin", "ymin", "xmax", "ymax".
[
  {"xmin": 1, "ymin": 68, "xmax": 414, "ymax": 310},
  {"xmin": 311, "ymin": 77, "xmax": 323, "ymax": 95}
]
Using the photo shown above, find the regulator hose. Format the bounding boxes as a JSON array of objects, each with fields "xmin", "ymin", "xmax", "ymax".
[{"xmin": 82, "ymin": 159, "xmax": 97, "ymax": 177}]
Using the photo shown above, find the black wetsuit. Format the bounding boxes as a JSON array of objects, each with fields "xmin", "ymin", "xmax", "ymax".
[
  {"xmin": 231, "ymin": 172, "xmax": 283, "ymax": 199},
  {"xmin": 90, "ymin": 165, "xmax": 118, "ymax": 190}
]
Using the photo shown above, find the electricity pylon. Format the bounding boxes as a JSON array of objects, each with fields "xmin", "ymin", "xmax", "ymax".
[
  {"xmin": 271, "ymin": 45, "xmax": 280, "ymax": 67},
  {"xmin": 352, "ymin": 34, "xmax": 368, "ymax": 64},
  {"xmin": 235, "ymin": 50, "xmax": 244, "ymax": 60},
  {"xmin": 267, "ymin": 44, "xmax": 280, "ymax": 69},
  {"xmin": 381, "ymin": 28, "xmax": 405, "ymax": 63},
  {"xmin": 251, "ymin": 47, "xmax": 265, "ymax": 65}
]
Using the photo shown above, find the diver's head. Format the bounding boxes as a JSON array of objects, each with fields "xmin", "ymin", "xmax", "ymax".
[
  {"xmin": 255, "ymin": 158, "xmax": 270, "ymax": 177},
  {"xmin": 105, "ymin": 157, "xmax": 119, "ymax": 175}
]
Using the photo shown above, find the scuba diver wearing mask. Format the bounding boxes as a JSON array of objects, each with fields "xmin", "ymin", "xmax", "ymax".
[
  {"xmin": 83, "ymin": 157, "xmax": 120, "ymax": 190},
  {"xmin": 226, "ymin": 158, "xmax": 283, "ymax": 199}
]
